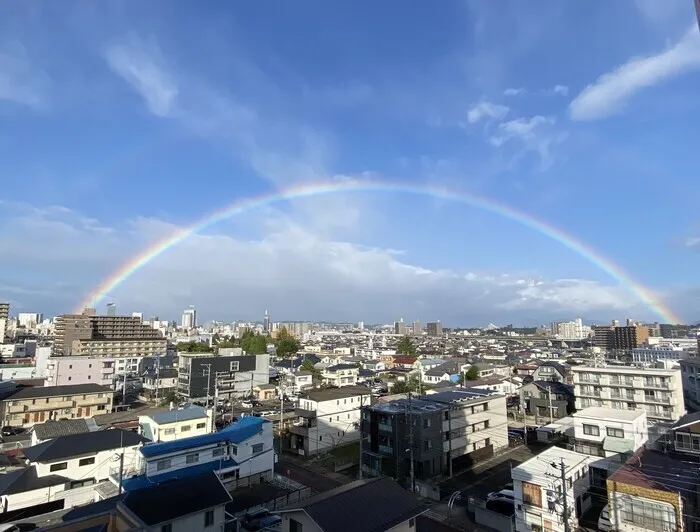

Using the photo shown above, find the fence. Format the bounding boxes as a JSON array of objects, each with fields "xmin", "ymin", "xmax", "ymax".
[
  {"xmin": 0, "ymin": 440, "xmax": 30, "ymax": 452},
  {"xmin": 469, "ymin": 497, "xmax": 515, "ymax": 532}
]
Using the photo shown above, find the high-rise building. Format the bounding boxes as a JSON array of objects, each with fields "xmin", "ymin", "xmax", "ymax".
[
  {"xmin": 53, "ymin": 309, "xmax": 166, "ymax": 357},
  {"xmin": 412, "ymin": 320, "xmax": 422, "ymax": 336},
  {"xmin": 394, "ymin": 318, "xmax": 406, "ymax": 335},
  {"xmin": 106, "ymin": 303, "xmax": 116, "ymax": 316},
  {"xmin": 427, "ymin": 321, "xmax": 443, "ymax": 337},
  {"xmin": 0, "ymin": 303, "xmax": 9, "ymax": 321},
  {"xmin": 358, "ymin": 321, "xmax": 364, "ymax": 331},
  {"xmin": 613, "ymin": 325, "xmax": 649, "ymax": 350},
  {"xmin": 17, "ymin": 313, "xmax": 43, "ymax": 329},
  {"xmin": 263, "ymin": 310, "xmax": 270, "ymax": 333},
  {"xmin": 181, "ymin": 306, "xmax": 197, "ymax": 330},
  {"xmin": 592, "ymin": 326, "xmax": 614, "ymax": 350},
  {"xmin": 132, "ymin": 312, "xmax": 143, "ymax": 322}
]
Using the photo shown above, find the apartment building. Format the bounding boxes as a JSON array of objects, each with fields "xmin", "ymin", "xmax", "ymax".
[
  {"xmin": 427, "ymin": 321, "xmax": 443, "ymax": 337},
  {"xmin": 511, "ymin": 447, "xmax": 593, "ymax": 532},
  {"xmin": 571, "ymin": 366, "xmax": 685, "ymax": 424},
  {"xmin": 177, "ymin": 352, "xmax": 270, "ymax": 401},
  {"xmin": 290, "ymin": 386, "xmax": 370, "ymax": 457},
  {"xmin": 679, "ymin": 356, "xmax": 700, "ymax": 412},
  {"xmin": 571, "ymin": 407, "xmax": 647, "ymax": 458},
  {"xmin": 138, "ymin": 405, "xmax": 213, "ymax": 442},
  {"xmin": 0, "ymin": 302, "xmax": 9, "ymax": 321},
  {"xmin": 0, "ymin": 383, "xmax": 113, "ymax": 428},
  {"xmin": 321, "ymin": 364, "xmax": 359, "ymax": 387},
  {"xmin": 53, "ymin": 311, "xmax": 166, "ymax": 357}
]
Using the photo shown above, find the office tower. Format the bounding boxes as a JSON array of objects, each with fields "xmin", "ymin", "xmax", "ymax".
[
  {"xmin": 358, "ymin": 321, "xmax": 364, "ymax": 331},
  {"xmin": 613, "ymin": 325, "xmax": 649, "ymax": 350},
  {"xmin": 53, "ymin": 309, "xmax": 166, "ymax": 356},
  {"xmin": 181, "ymin": 305, "xmax": 197, "ymax": 330},
  {"xmin": 412, "ymin": 320, "xmax": 422, "ymax": 336},
  {"xmin": 427, "ymin": 321, "xmax": 443, "ymax": 337},
  {"xmin": 263, "ymin": 310, "xmax": 270, "ymax": 333},
  {"xmin": 394, "ymin": 318, "xmax": 406, "ymax": 335},
  {"xmin": 106, "ymin": 303, "xmax": 116, "ymax": 316}
]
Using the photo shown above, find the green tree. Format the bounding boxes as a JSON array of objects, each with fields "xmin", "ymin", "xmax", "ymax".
[
  {"xmin": 391, "ymin": 377, "xmax": 420, "ymax": 394},
  {"xmin": 176, "ymin": 341, "xmax": 213, "ymax": 353},
  {"xmin": 241, "ymin": 332, "xmax": 268, "ymax": 355},
  {"xmin": 275, "ymin": 327, "xmax": 301, "ymax": 358},
  {"xmin": 158, "ymin": 390, "xmax": 178, "ymax": 407},
  {"xmin": 300, "ymin": 358, "xmax": 321, "ymax": 379},
  {"xmin": 464, "ymin": 365, "xmax": 480, "ymax": 381},
  {"xmin": 395, "ymin": 336, "xmax": 416, "ymax": 355}
]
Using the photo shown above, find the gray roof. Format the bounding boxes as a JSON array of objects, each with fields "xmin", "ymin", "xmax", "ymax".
[
  {"xmin": 672, "ymin": 411, "xmax": 700, "ymax": 430},
  {"xmin": 281, "ymin": 477, "xmax": 424, "ymax": 532},
  {"xmin": 23, "ymin": 429, "xmax": 148, "ymax": 462},
  {"xmin": 302, "ymin": 386, "xmax": 370, "ymax": 402},
  {"xmin": 3, "ymin": 383, "xmax": 111, "ymax": 400},
  {"xmin": 424, "ymin": 359, "xmax": 466, "ymax": 377},
  {"xmin": 0, "ymin": 468, "xmax": 69, "ymax": 496},
  {"xmin": 31, "ymin": 418, "xmax": 98, "ymax": 440},
  {"xmin": 422, "ymin": 388, "xmax": 499, "ymax": 405},
  {"xmin": 147, "ymin": 405, "xmax": 208, "ymax": 425}
]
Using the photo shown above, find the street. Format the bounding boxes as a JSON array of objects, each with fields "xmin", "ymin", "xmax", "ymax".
[{"xmin": 275, "ymin": 459, "xmax": 343, "ymax": 492}]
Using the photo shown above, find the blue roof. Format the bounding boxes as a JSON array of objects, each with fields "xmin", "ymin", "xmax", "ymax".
[
  {"xmin": 140, "ymin": 416, "xmax": 268, "ymax": 458},
  {"xmin": 122, "ymin": 458, "xmax": 237, "ymax": 491},
  {"xmin": 148, "ymin": 406, "xmax": 208, "ymax": 425}
]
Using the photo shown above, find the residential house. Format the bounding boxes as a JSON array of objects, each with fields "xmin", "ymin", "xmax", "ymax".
[
  {"xmin": 466, "ymin": 375, "xmax": 521, "ymax": 396},
  {"xmin": 519, "ymin": 380, "xmax": 574, "ymax": 421},
  {"xmin": 515, "ymin": 364, "xmax": 539, "ymax": 377},
  {"xmin": 138, "ymin": 405, "xmax": 213, "ymax": 442},
  {"xmin": 277, "ymin": 477, "xmax": 424, "ymax": 532},
  {"xmin": 52, "ymin": 472, "xmax": 235, "ymax": 532},
  {"xmin": 532, "ymin": 361, "xmax": 569, "ymax": 384},
  {"xmin": 511, "ymin": 446, "xmax": 593, "ymax": 532},
  {"xmin": 362, "ymin": 360, "xmax": 385, "ymax": 372},
  {"xmin": 571, "ymin": 366, "xmax": 685, "ymax": 426},
  {"xmin": 379, "ymin": 353, "xmax": 397, "ymax": 369},
  {"xmin": 286, "ymin": 371, "xmax": 314, "ymax": 393},
  {"xmin": 118, "ymin": 416, "xmax": 274, "ymax": 492},
  {"xmin": 668, "ymin": 411, "xmax": 700, "ymax": 455},
  {"xmin": 290, "ymin": 386, "xmax": 370, "ymax": 457},
  {"xmin": 392, "ymin": 356, "xmax": 417, "ymax": 369},
  {"xmin": 0, "ymin": 383, "xmax": 113, "ymax": 428},
  {"xmin": 321, "ymin": 364, "xmax": 359, "ymax": 387},
  {"xmin": 679, "ymin": 356, "xmax": 700, "ymax": 412},
  {"xmin": 422, "ymin": 359, "xmax": 468, "ymax": 385},
  {"xmin": 606, "ymin": 447, "xmax": 699, "ymax": 532},
  {"xmin": 572, "ymin": 407, "xmax": 648, "ymax": 459},
  {"xmin": 254, "ymin": 383, "xmax": 277, "ymax": 401},
  {"xmin": 29, "ymin": 418, "xmax": 99, "ymax": 445},
  {"xmin": 0, "ymin": 429, "xmax": 147, "ymax": 519},
  {"xmin": 141, "ymin": 367, "xmax": 178, "ymax": 400}
]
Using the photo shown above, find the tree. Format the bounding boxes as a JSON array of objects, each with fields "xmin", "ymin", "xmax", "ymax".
[
  {"xmin": 391, "ymin": 377, "xmax": 420, "ymax": 394},
  {"xmin": 177, "ymin": 341, "xmax": 213, "ymax": 353},
  {"xmin": 275, "ymin": 328, "xmax": 300, "ymax": 358},
  {"xmin": 396, "ymin": 336, "xmax": 416, "ymax": 355},
  {"xmin": 241, "ymin": 332, "xmax": 268, "ymax": 355},
  {"xmin": 158, "ymin": 390, "xmax": 178, "ymax": 407},
  {"xmin": 300, "ymin": 358, "xmax": 321, "ymax": 379},
  {"xmin": 464, "ymin": 365, "xmax": 480, "ymax": 381}
]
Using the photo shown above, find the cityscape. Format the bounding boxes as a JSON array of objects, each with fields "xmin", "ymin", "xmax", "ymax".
[{"xmin": 2, "ymin": 2, "xmax": 700, "ymax": 532}]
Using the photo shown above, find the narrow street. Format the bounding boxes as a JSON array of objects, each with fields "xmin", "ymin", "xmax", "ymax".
[{"xmin": 275, "ymin": 459, "xmax": 343, "ymax": 492}]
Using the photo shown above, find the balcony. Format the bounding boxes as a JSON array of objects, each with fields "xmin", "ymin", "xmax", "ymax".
[
  {"xmin": 295, "ymin": 408, "xmax": 316, "ymax": 419},
  {"xmin": 75, "ymin": 396, "xmax": 110, "ymax": 407},
  {"xmin": 378, "ymin": 422, "xmax": 392, "ymax": 432},
  {"xmin": 109, "ymin": 465, "xmax": 143, "ymax": 485},
  {"xmin": 101, "ymin": 367, "xmax": 115, "ymax": 374},
  {"xmin": 378, "ymin": 444, "xmax": 393, "ymax": 455}
]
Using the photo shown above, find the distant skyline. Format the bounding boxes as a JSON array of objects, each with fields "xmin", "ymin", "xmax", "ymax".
[{"xmin": 1, "ymin": 2, "xmax": 700, "ymax": 324}]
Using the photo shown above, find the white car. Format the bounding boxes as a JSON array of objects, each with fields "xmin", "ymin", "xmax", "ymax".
[
  {"xmin": 487, "ymin": 489, "xmax": 515, "ymax": 503},
  {"xmin": 240, "ymin": 401, "xmax": 253, "ymax": 409}
]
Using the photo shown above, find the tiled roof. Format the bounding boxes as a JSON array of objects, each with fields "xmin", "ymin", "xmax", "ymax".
[
  {"xmin": 3, "ymin": 383, "xmax": 111, "ymax": 400},
  {"xmin": 23, "ymin": 429, "xmax": 147, "ymax": 462},
  {"xmin": 31, "ymin": 418, "xmax": 97, "ymax": 440}
]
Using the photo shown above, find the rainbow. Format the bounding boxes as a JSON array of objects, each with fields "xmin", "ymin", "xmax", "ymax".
[{"xmin": 76, "ymin": 180, "xmax": 681, "ymax": 323}]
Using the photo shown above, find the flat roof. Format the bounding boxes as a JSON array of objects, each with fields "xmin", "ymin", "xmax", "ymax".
[
  {"xmin": 302, "ymin": 386, "xmax": 370, "ymax": 402},
  {"xmin": 421, "ymin": 388, "xmax": 501, "ymax": 405},
  {"xmin": 368, "ymin": 398, "xmax": 444, "ymax": 415},
  {"xmin": 573, "ymin": 406, "xmax": 645, "ymax": 422},
  {"xmin": 571, "ymin": 365, "xmax": 678, "ymax": 375},
  {"xmin": 512, "ymin": 447, "xmax": 590, "ymax": 479}
]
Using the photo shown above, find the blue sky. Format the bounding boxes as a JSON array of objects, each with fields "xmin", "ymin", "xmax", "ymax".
[{"xmin": 1, "ymin": 0, "xmax": 699, "ymax": 325}]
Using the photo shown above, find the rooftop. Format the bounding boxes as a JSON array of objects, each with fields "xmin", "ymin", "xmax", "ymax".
[
  {"xmin": 302, "ymin": 386, "xmax": 370, "ymax": 403},
  {"xmin": 279, "ymin": 477, "xmax": 424, "ymax": 532},
  {"xmin": 368, "ymin": 397, "xmax": 445, "ymax": 415},
  {"xmin": 571, "ymin": 366, "xmax": 679, "ymax": 375},
  {"xmin": 31, "ymin": 418, "xmax": 99, "ymax": 440},
  {"xmin": 421, "ymin": 388, "xmax": 500, "ymax": 405},
  {"xmin": 23, "ymin": 429, "xmax": 148, "ymax": 462},
  {"xmin": 144, "ymin": 405, "xmax": 209, "ymax": 425},
  {"xmin": 609, "ymin": 447, "xmax": 699, "ymax": 493},
  {"xmin": 2, "ymin": 383, "xmax": 112, "ymax": 401},
  {"xmin": 573, "ymin": 406, "xmax": 645, "ymax": 422},
  {"xmin": 0, "ymin": 468, "xmax": 69, "ymax": 496},
  {"xmin": 139, "ymin": 415, "xmax": 268, "ymax": 458},
  {"xmin": 512, "ymin": 447, "xmax": 590, "ymax": 480}
]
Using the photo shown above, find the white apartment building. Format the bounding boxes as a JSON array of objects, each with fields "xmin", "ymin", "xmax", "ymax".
[
  {"xmin": 572, "ymin": 407, "xmax": 647, "ymax": 458},
  {"xmin": 138, "ymin": 405, "xmax": 214, "ymax": 442},
  {"xmin": 290, "ymin": 386, "xmax": 371, "ymax": 456},
  {"xmin": 321, "ymin": 364, "xmax": 359, "ymax": 387},
  {"xmin": 18, "ymin": 313, "xmax": 43, "ymax": 329},
  {"xmin": 511, "ymin": 447, "xmax": 593, "ymax": 532},
  {"xmin": 679, "ymin": 357, "xmax": 700, "ymax": 412},
  {"xmin": 551, "ymin": 318, "xmax": 590, "ymax": 339},
  {"xmin": 571, "ymin": 366, "xmax": 685, "ymax": 424},
  {"xmin": 45, "ymin": 356, "xmax": 147, "ymax": 388}
]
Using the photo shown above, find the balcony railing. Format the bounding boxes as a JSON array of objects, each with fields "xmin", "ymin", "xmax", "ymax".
[{"xmin": 378, "ymin": 444, "xmax": 393, "ymax": 454}]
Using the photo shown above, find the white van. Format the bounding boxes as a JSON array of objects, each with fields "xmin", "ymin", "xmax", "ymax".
[
  {"xmin": 598, "ymin": 504, "xmax": 611, "ymax": 531},
  {"xmin": 487, "ymin": 489, "xmax": 515, "ymax": 503}
]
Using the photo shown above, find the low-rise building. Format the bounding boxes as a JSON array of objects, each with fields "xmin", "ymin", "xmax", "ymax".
[
  {"xmin": 141, "ymin": 368, "xmax": 178, "ymax": 400},
  {"xmin": 321, "ymin": 364, "xmax": 359, "ymax": 387},
  {"xmin": 290, "ymin": 386, "xmax": 370, "ymax": 457},
  {"xmin": 0, "ymin": 383, "xmax": 113, "ymax": 428},
  {"xmin": 118, "ymin": 416, "xmax": 274, "ymax": 492},
  {"xmin": 679, "ymin": 356, "xmax": 700, "ymax": 412},
  {"xmin": 286, "ymin": 371, "xmax": 313, "ymax": 392},
  {"xmin": 422, "ymin": 359, "xmax": 468, "ymax": 385},
  {"xmin": 29, "ymin": 418, "xmax": 99, "ymax": 445},
  {"xmin": 277, "ymin": 477, "xmax": 424, "ymax": 532},
  {"xmin": 520, "ymin": 380, "xmax": 574, "ymax": 421},
  {"xmin": 138, "ymin": 405, "xmax": 213, "ymax": 442},
  {"xmin": 571, "ymin": 407, "xmax": 647, "ymax": 459},
  {"xmin": 511, "ymin": 447, "xmax": 593, "ymax": 532}
]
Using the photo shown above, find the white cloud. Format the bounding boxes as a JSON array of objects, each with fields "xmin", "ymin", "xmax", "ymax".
[
  {"xmin": 685, "ymin": 237, "xmax": 700, "ymax": 248},
  {"xmin": 0, "ymin": 203, "xmax": 659, "ymax": 324},
  {"xmin": 0, "ymin": 43, "xmax": 48, "ymax": 109},
  {"xmin": 489, "ymin": 115, "xmax": 564, "ymax": 170},
  {"xmin": 467, "ymin": 101, "xmax": 509, "ymax": 124},
  {"xmin": 103, "ymin": 34, "xmax": 179, "ymax": 118},
  {"xmin": 489, "ymin": 115, "xmax": 554, "ymax": 146},
  {"xmin": 503, "ymin": 88, "xmax": 525, "ymax": 96},
  {"xmin": 553, "ymin": 84, "xmax": 569, "ymax": 96},
  {"xmin": 569, "ymin": 27, "xmax": 700, "ymax": 121}
]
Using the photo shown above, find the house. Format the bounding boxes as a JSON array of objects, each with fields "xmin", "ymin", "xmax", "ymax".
[
  {"xmin": 519, "ymin": 380, "xmax": 574, "ymax": 421},
  {"xmin": 254, "ymin": 383, "xmax": 277, "ymax": 401},
  {"xmin": 668, "ymin": 410, "xmax": 700, "ymax": 454},
  {"xmin": 362, "ymin": 360, "xmax": 385, "ymax": 372},
  {"xmin": 138, "ymin": 405, "xmax": 213, "ymax": 442},
  {"xmin": 290, "ymin": 386, "xmax": 370, "ymax": 457},
  {"xmin": 679, "ymin": 356, "xmax": 700, "ymax": 412},
  {"xmin": 532, "ymin": 361, "xmax": 569, "ymax": 383},
  {"xmin": 607, "ymin": 447, "xmax": 699, "ymax": 532},
  {"xmin": 571, "ymin": 407, "xmax": 647, "ymax": 459},
  {"xmin": 391, "ymin": 356, "xmax": 417, "ymax": 369},
  {"xmin": 320, "ymin": 364, "xmax": 359, "ymax": 387},
  {"xmin": 422, "ymin": 359, "xmax": 468, "ymax": 384},
  {"xmin": 571, "ymin": 366, "xmax": 685, "ymax": 426},
  {"xmin": 465, "ymin": 375, "xmax": 521, "ymax": 396},
  {"xmin": 0, "ymin": 429, "xmax": 147, "ymax": 518},
  {"xmin": 0, "ymin": 383, "xmax": 113, "ymax": 428},
  {"xmin": 277, "ymin": 477, "xmax": 424, "ymax": 532},
  {"xmin": 51, "ymin": 472, "xmax": 236, "ymax": 532},
  {"xmin": 287, "ymin": 371, "xmax": 313, "ymax": 392},
  {"xmin": 118, "ymin": 415, "xmax": 274, "ymax": 492},
  {"xmin": 29, "ymin": 418, "xmax": 99, "ymax": 445},
  {"xmin": 511, "ymin": 446, "xmax": 593, "ymax": 532},
  {"xmin": 141, "ymin": 367, "xmax": 178, "ymax": 399}
]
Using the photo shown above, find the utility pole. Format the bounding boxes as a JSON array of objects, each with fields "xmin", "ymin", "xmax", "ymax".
[
  {"xmin": 548, "ymin": 387, "xmax": 554, "ymax": 424},
  {"xmin": 278, "ymin": 382, "xmax": 285, "ymax": 460},
  {"xmin": 406, "ymin": 392, "xmax": 415, "ymax": 493},
  {"xmin": 553, "ymin": 458, "xmax": 571, "ymax": 532},
  {"xmin": 117, "ymin": 451, "xmax": 125, "ymax": 495},
  {"xmin": 203, "ymin": 363, "xmax": 212, "ymax": 408}
]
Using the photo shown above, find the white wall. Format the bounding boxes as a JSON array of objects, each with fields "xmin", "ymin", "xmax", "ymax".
[
  {"xmin": 139, "ymin": 413, "xmax": 212, "ymax": 442},
  {"xmin": 45, "ymin": 357, "xmax": 115, "ymax": 388},
  {"xmin": 573, "ymin": 413, "xmax": 647, "ymax": 456},
  {"xmin": 156, "ymin": 505, "xmax": 227, "ymax": 532},
  {"xmin": 33, "ymin": 445, "xmax": 142, "ymax": 483},
  {"xmin": 299, "ymin": 393, "xmax": 370, "ymax": 455}
]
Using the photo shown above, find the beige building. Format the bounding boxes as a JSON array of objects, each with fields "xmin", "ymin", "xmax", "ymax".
[
  {"xmin": 53, "ymin": 309, "xmax": 167, "ymax": 357},
  {"xmin": 0, "ymin": 383, "xmax": 113, "ymax": 427}
]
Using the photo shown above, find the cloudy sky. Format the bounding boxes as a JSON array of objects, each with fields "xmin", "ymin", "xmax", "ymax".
[{"xmin": 1, "ymin": 1, "xmax": 699, "ymax": 326}]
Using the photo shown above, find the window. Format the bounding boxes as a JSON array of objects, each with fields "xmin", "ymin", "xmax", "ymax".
[
  {"xmin": 186, "ymin": 453, "xmax": 199, "ymax": 464},
  {"xmin": 423, "ymin": 418, "xmax": 431, "ymax": 428},
  {"xmin": 79, "ymin": 457, "xmax": 96, "ymax": 467},
  {"xmin": 195, "ymin": 422, "xmax": 207, "ymax": 430},
  {"xmin": 156, "ymin": 458, "xmax": 171, "ymax": 471},
  {"xmin": 50, "ymin": 462, "xmax": 68, "ymax": 472},
  {"xmin": 164, "ymin": 427, "xmax": 176, "ymax": 435},
  {"xmin": 204, "ymin": 510, "xmax": 214, "ymax": 527},
  {"xmin": 252, "ymin": 443, "xmax": 264, "ymax": 453},
  {"xmin": 606, "ymin": 427, "xmax": 625, "ymax": 438},
  {"xmin": 229, "ymin": 361, "xmax": 240, "ymax": 371},
  {"xmin": 522, "ymin": 481, "xmax": 541, "ymax": 507},
  {"xmin": 231, "ymin": 445, "xmax": 237, "ymax": 456},
  {"xmin": 181, "ymin": 425, "xmax": 191, "ymax": 432},
  {"xmin": 213, "ymin": 447, "xmax": 225, "ymax": 457},
  {"xmin": 409, "ymin": 517, "xmax": 415, "ymax": 527},
  {"xmin": 289, "ymin": 518, "xmax": 303, "ymax": 532},
  {"xmin": 582, "ymin": 424, "xmax": 600, "ymax": 436}
]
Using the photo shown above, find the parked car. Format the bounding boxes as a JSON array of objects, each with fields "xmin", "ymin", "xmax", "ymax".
[
  {"xmin": 1, "ymin": 426, "xmax": 23, "ymax": 437},
  {"xmin": 598, "ymin": 504, "xmax": 611, "ymax": 532},
  {"xmin": 487, "ymin": 489, "xmax": 515, "ymax": 503},
  {"xmin": 242, "ymin": 508, "xmax": 277, "ymax": 531},
  {"xmin": 241, "ymin": 401, "xmax": 253, "ymax": 409}
]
